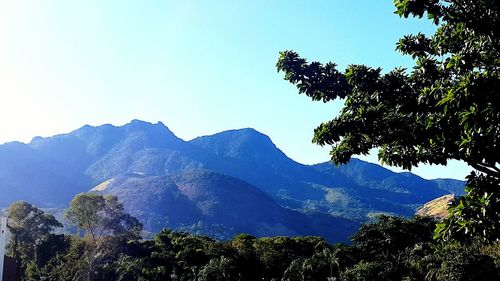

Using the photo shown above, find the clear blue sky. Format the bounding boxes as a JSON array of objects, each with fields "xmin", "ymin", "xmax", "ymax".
[{"xmin": 0, "ymin": 0, "xmax": 470, "ymax": 179}]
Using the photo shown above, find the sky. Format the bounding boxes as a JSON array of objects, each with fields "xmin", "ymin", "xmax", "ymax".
[{"xmin": 0, "ymin": 0, "xmax": 471, "ymax": 180}]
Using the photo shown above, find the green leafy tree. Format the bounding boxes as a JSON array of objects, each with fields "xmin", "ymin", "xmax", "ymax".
[
  {"xmin": 115, "ymin": 233, "xmax": 176, "ymax": 281},
  {"xmin": 301, "ymin": 253, "xmax": 331, "ymax": 281},
  {"xmin": 433, "ymin": 242, "xmax": 499, "ymax": 281},
  {"xmin": 42, "ymin": 237, "xmax": 95, "ymax": 281},
  {"xmin": 352, "ymin": 216, "xmax": 435, "ymax": 260},
  {"xmin": 342, "ymin": 216, "xmax": 437, "ymax": 280},
  {"xmin": 322, "ymin": 248, "xmax": 340, "ymax": 280},
  {"xmin": 281, "ymin": 258, "xmax": 305, "ymax": 281},
  {"xmin": 435, "ymin": 172, "xmax": 500, "ymax": 242},
  {"xmin": 196, "ymin": 256, "xmax": 238, "ymax": 281},
  {"xmin": 253, "ymin": 236, "xmax": 324, "ymax": 280},
  {"xmin": 115, "ymin": 255, "xmax": 154, "ymax": 281},
  {"xmin": 25, "ymin": 234, "xmax": 72, "ymax": 280},
  {"xmin": 65, "ymin": 193, "xmax": 143, "ymax": 281},
  {"xmin": 277, "ymin": 0, "xmax": 499, "ymax": 242},
  {"xmin": 66, "ymin": 193, "xmax": 106, "ymax": 241},
  {"xmin": 66, "ymin": 193, "xmax": 143, "ymax": 242},
  {"xmin": 230, "ymin": 234, "xmax": 261, "ymax": 280},
  {"xmin": 6, "ymin": 201, "xmax": 62, "ymax": 280},
  {"xmin": 340, "ymin": 260, "xmax": 397, "ymax": 281}
]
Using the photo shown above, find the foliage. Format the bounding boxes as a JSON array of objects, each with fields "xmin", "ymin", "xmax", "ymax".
[
  {"xmin": 6, "ymin": 201, "xmax": 62, "ymax": 280},
  {"xmin": 38, "ymin": 237, "xmax": 94, "ymax": 281},
  {"xmin": 11, "ymin": 193, "xmax": 143, "ymax": 281},
  {"xmin": 277, "ymin": 0, "xmax": 499, "ymax": 243},
  {"xmin": 435, "ymin": 172, "xmax": 500, "ymax": 242},
  {"xmin": 196, "ymin": 256, "xmax": 238, "ymax": 281},
  {"xmin": 66, "ymin": 193, "xmax": 143, "ymax": 242},
  {"xmin": 64, "ymin": 193, "xmax": 143, "ymax": 281},
  {"xmin": 433, "ymin": 241, "xmax": 499, "ymax": 281},
  {"xmin": 352, "ymin": 216, "xmax": 435, "ymax": 259},
  {"xmin": 66, "ymin": 193, "xmax": 104, "ymax": 241},
  {"xmin": 5, "ymin": 196, "xmax": 499, "ymax": 280}
]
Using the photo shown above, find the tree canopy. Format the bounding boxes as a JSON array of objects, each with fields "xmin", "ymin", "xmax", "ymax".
[
  {"xmin": 6, "ymin": 201, "xmax": 63, "ymax": 280},
  {"xmin": 66, "ymin": 193, "xmax": 143, "ymax": 242},
  {"xmin": 5, "ymin": 197, "xmax": 500, "ymax": 280},
  {"xmin": 277, "ymin": 0, "xmax": 499, "ymax": 242}
]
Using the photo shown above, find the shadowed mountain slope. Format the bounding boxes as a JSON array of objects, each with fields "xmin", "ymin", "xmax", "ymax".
[
  {"xmin": 191, "ymin": 129, "xmax": 464, "ymax": 219},
  {"xmin": 91, "ymin": 169, "xmax": 359, "ymax": 242}
]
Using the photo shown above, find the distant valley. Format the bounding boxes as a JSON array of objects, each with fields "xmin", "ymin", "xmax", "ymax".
[{"xmin": 0, "ymin": 120, "xmax": 464, "ymax": 242}]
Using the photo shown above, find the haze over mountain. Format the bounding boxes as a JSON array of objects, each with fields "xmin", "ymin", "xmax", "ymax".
[{"xmin": 0, "ymin": 120, "xmax": 464, "ymax": 241}]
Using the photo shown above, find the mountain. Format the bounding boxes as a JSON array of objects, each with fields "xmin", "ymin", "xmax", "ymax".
[
  {"xmin": 311, "ymin": 160, "xmax": 462, "ymax": 219},
  {"xmin": 190, "ymin": 128, "xmax": 351, "ymax": 188},
  {"xmin": 0, "ymin": 120, "xmax": 202, "ymax": 206},
  {"xmin": 415, "ymin": 194, "xmax": 455, "ymax": 221},
  {"xmin": 90, "ymin": 169, "xmax": 359, "ymax": 241},
  {"xmin": 0, "ymin": 120, "xmax": 465, "ymax": 241},
  {"xmin": 191, "ymin": 130, "xmax": 464, "ymax": 220},
  {"xmin": 0, "ymin": 141, "xmax": 91, "ymax": 206},
  {"xmin": 189, "ymin": 129, "xmax": 353, "ymax": 211}
]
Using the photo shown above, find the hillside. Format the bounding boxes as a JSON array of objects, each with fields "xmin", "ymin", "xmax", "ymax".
[
  {"xmin": 415, "ymin": 194, "xmax": 455, "ymax": 221},
  {"xmin": 191, "ymin": 130, "xmax": 464, "ymax": 220},
  {"xmin": 90, "ymin": 170, "xmax": 359, "ymax": 241}
]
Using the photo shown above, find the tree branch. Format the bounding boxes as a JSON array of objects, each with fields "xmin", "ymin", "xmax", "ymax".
[{"xmin": 470, "ymin": 163, "xmax": 500, "ymax": 179}]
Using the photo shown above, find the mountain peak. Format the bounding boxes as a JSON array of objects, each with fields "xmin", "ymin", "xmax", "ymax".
[
  {"xmin": 69, "ymin": 120, "xmax": 169, "ymax": 135},
  {"xmin": 220, "ymin": 127, "xmax": 272, "ymax": 141},
  {"xmin": 189, "ymin": 128, "xmax": 281, "ymax": 161},
  {"xmin": 235, "ymin": 127, "xmax": 262, "ymax": 134},
  {"xmin": 125, "ymin": 119, "xmax": 168, "ymax": 130},
  {"xmin": 120, "ymin": 120, "xmax": 181, "ymax": 147}
]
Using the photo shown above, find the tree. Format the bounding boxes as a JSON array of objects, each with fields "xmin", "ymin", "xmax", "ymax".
[
  {"xmin": 435, "ymin": 172, "xmax": 500, "ymax": 242},
  {"xmin": 340, "ymin": 260, "xmax": 397, "ymax": 281},
  {"xmin": 277, "ymin": 0, "xmax": 499, "ymax": 242},
  {"xmin": 432, "ymin": 242, "xmax": 499, "ymax": 281},
  {"xmin": 351, "ymin": 216, "xmax": 435, "ymax": 260},
  {"xmin": 64, "ymin": 193, "xmax": 143, "ymax": 281},
  {"xmin": 196, "ymin": 256, "xmax": 238, "ymax": 281},
  {"xmin": 66, "ymin": 193, "xmax": 143, "ymax": 242},
  {"xmin": 281, "ymin": 258, "xmax": 305, "ymax": 281},
  {"xmin": 40, "ymin": 237, "xmax": 96, "ymax": 281},
  {"xmin": 6, "ymin": 201, "xmax": 62, "ymax": 280},
  {"xmin": 66, "ymin": 193, "xmax": 105, "ymax": 241}
]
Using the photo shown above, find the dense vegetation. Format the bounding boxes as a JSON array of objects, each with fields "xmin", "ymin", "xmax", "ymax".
[{"xmin": 5, "ymin": 195, "xmax": 499, "ymax": 281}]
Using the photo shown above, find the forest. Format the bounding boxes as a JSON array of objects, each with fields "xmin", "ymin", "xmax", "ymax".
[{"xmin": 4, "ymin": 194, "xmax": 499, "ymax": 281}]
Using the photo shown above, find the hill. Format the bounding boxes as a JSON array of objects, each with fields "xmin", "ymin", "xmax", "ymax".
[
  {"xmin": 0, "ymin": 120, "xmax": 465, "ymax": 241},
  {"xmin": 191, "ymin": 129, "xmax": 464, "ymax": 220},
  {"xmin": 90, "ymin": 169, "xmax": 359, "ymax": 241},
  {"xmin": 415, "ymin": 194, "xmax": 455, "ymax": 221}
]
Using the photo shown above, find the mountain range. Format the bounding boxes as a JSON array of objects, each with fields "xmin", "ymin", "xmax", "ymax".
[{"xmin": 0, "ymin": 120, "xmax": 464, "ymax": 242}]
